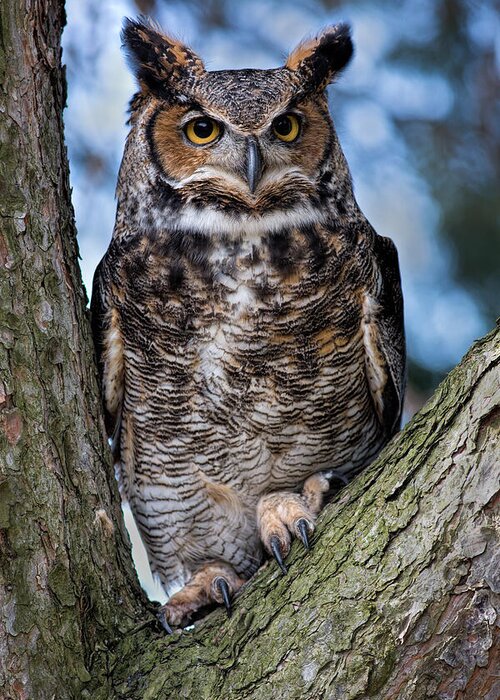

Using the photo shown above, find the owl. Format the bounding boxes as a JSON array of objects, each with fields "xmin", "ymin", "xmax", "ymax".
[{"xmin": 91, "ymin": 17, "xmax": 405, "ymax": 630}]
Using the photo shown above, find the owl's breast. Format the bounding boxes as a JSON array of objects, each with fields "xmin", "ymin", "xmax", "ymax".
[
  {"xmin": 114, "ymin": 224, "xmax": 385, "ymax": 585},
  {"xmin": 121, "ymin": 224, "xmax": 380, "ymax": 491}
]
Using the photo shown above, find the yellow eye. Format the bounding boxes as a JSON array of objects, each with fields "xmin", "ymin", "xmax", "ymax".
[
  {"xmin": 184, "ymin": 117, "xmax": 221, "ymax": 146},
  {"xmin": 273, "ymin": 113, "xmax": 301, "ymax": 142}
]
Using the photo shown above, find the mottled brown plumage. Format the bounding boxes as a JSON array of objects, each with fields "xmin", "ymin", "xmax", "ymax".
[{"xmin": 91, "ymin": 17, "xmax": 405, "ymax": 628}]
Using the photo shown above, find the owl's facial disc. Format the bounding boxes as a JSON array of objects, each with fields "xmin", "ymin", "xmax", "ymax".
[
  {"xmin": 148, "ymin": 98, "xmax": 335, "ymax": 215},
  {"xmin": 171, "ymin": 110, "xmax": 305, "ymax": 196},
  {"xmin": 121, "ymin": 18, "xmax": 356, "ymax": 232}
]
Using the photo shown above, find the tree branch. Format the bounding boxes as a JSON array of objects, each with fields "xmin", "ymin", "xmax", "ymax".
[{"xmin": 102, "ymin": 325, "xmax": 500, "ymax": 700}]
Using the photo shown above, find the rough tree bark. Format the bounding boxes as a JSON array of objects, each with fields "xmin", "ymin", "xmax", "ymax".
[
  {"xmin": 0, "ymin": 2, "xmax": 498, "ymax": 700},
  {"xmin": 0, "ymin": 2, "xmax": 144, "ymax": 698},
  {"xmin": 105, "ymin": 324, "xmax": 498, "ymax": 700}
]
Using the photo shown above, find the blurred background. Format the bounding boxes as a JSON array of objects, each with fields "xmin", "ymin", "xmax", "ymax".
[{"xmin": 62, "ymin": 0, "xmax": 499, "ymax": 601}]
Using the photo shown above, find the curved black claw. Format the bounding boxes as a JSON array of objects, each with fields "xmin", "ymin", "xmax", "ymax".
[
  {"xmin": 270, "ymin": 536, "xmax": 288, "ymax": 575},
  {"xmin": 215, "ymin": 577, "xmax": 232, "ymax": 617},
  {"xmin": 157, "ymin": 610, "xmax": 173, "ymax": 634},
  {"xmin": 297, "ymin": 519, "xmax": 311, "ymax": 551}
]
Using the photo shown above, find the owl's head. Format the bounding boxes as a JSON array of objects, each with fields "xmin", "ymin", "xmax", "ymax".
[{"xmin": 120, "ymin": 18, "xmax": 354, "ymax": 235}]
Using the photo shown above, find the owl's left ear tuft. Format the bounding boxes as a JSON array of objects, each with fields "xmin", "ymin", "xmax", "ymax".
[
  {"xmin": 121, "ymin": 16, "xmax": 205, "ymax": 97},
  {"xmin": 286, "ymin": 24, "xmax": 353, "ymax": 92}
]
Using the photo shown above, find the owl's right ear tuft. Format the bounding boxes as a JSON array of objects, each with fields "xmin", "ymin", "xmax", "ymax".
[
  {"xmin": 121, "ymin": 17, "xmax": 205, "ymax": 97},
  {"xmin": 286, "ymin": 24, "xmax": 354, "ymax": 93}
]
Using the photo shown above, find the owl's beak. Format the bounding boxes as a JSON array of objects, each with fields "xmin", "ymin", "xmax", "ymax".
[{"xmin": 246, "ymin": 137, "xmax": 262, "ymax": 194}]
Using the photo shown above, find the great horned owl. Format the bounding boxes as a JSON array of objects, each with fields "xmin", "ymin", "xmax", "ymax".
[{"xmin": 91, "ymin": 17, "xmax": 405, "ymax": 629}]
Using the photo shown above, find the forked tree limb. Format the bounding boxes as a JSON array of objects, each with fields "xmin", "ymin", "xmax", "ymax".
[{"xmin": 103, "ymin": 324, "xmax": 500, "ymax": 700}]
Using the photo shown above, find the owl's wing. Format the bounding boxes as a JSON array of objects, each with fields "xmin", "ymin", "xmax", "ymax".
[
  {"xmin": 90, "ymin": 256, "xmax": 124, "ymax": 458},
  {"xmin": 363, "ymin": 232, "xmax": 406, "ymax": 436}
]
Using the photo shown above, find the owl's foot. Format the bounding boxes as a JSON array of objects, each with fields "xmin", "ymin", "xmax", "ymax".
[
  {"xmin": 302, "ymin": 469, "xmax": 349, "ymax": 514},
  {"xmin": 257, "ymin": 470, "xmax": 349, "ymax": 574},
  {"xmin": 157, "ymin": 561, "xmax": 245, "ymax": 632},
  {"xmin": 257, "ymin": 492, "xmax": 315, "ymax": 574}
]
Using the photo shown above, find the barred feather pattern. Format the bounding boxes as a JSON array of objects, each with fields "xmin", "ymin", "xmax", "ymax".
[{"xmin": 94, "ymin": 215, "xmax": 403, "ymax": 591}]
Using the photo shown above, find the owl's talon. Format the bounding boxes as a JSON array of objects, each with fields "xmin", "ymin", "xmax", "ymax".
[
  {"xmin": 258, "ymin": 492, "xmax": 314, "ymax": 570},
  {"xmin": 158, "ymin": 562, "xmax": 245, "ymax": 631},
  {"xmin": 214, "ymin": 576, "xmax": 232, "ymax": 617},
  {"xmin": 296, "ymin": 518, "xmax": 311, "ymax": 550},
  {"xmin": 270, "ymin": 536, "xmax": 288, "ymax": 574},
  {"xmin": 157, "ymin": 610, "xmax": 173, "ymax": 634}
]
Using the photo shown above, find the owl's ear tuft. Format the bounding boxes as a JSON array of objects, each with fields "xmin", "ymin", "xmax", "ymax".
[
  {"xmin": 286, "ymin": 24, "xmax": 353, "ymax": 93},
  {"xmin": 121, "ymin": 17, "xmax": 205, "ymax": 97}
]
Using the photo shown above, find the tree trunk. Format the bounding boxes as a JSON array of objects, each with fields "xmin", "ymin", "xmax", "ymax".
[
  {"xmin": 1, "ymin": 3, "xmax": 498, "ymax": 700},
  {"xmin": 0, "ymin": 3, "xmax": 144, "ymax": 699}
]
